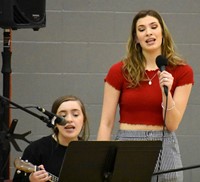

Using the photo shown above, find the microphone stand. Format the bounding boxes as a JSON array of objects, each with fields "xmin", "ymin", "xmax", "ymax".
[
  {"xmin": 0, "ymin": 95, "xmax": 53, "ymax": 182},
  {"xmin": 0, "ymin": 95, "xmax": 54, "ymax": 128},
  {"xmin": 153, "ymin": 164, "xmax": 200, "ymax": 176}
]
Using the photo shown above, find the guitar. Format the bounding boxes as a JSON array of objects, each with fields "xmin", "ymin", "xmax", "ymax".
[{"xmin": 14, "ymin": 157, "xmax": 59, "ymax": 182}]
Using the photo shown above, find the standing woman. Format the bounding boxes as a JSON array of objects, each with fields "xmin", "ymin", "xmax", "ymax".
[
  {"xmin": 13, "ymin": 95, "xmax": 90, "ymax": 182},
  {"xmin": 97, "ymin": 9, "xmax": 194, "ymax": 181}
]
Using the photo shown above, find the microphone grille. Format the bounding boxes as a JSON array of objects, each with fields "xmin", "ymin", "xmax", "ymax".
[{"xmin": 156, "ymin": 55, "xmax": 168, "ymax": 68}]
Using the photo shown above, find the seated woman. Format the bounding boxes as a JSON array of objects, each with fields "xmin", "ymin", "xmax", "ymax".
[{"xmin": 13, "ymin": 95, "xmax": 90, "ymax": 182}]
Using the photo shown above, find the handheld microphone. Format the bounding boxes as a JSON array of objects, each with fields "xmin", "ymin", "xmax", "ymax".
[
  {"xmin": 36, "ymin": 106, "xmax": 66, "ymax": 126},
  {"xmin": 156, "ymin": 55, "xmax": 168, "ymax": 96}
]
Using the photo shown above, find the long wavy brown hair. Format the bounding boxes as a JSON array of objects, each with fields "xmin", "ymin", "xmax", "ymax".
[
  {"xmin": 123, "ymin": 9, "xmax": 185, "ymax": 87},
  {"xmin": 51, "ymin": 95, "xmax": 90, "ymax": 141}
]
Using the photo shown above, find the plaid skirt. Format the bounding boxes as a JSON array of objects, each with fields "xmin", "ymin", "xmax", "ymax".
[{"xmin": 115, "ymin": 130, "xmax": 183, "ymax": 182}]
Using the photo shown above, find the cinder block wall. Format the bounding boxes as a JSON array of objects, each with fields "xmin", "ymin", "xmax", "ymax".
[{"xmin": 0, "ymin": 0, "xmax": 200, "ymax": 181}]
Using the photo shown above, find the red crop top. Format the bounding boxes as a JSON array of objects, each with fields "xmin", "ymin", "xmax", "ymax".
[{"xmin": 105, "ymin": 61, "xmax": 194, "ymax": 126}]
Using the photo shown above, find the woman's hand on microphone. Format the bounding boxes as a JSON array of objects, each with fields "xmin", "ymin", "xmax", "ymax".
[{"xmin": 158, "ymin": 70, "xmax": 174, "ymax": 95}]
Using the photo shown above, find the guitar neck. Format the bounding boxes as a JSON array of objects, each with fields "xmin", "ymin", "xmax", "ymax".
[
  {"xmin": 36, "ymin": 166, "xmax": 59, "ymax": 182},
  {"xmin": 14, "ymin": 157, "xmax": 59, "ymax": 182},
  {"xmin": 48, "ymin": 172, "xmax": 59, "ymax": 182}
]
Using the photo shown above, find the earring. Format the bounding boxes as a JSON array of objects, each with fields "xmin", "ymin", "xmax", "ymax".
[
  {"xmin": 135, "ymin": 43, "xmax": 139, "ymax": 51},
  {"xmin": 162, "ymin": 37, "xmax": 165, "ymax": 45}
]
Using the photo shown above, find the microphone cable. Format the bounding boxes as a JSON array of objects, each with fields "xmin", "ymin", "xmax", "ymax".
[{"xmin": 156, "ymin": 95, "xmax": 168, "ymax": 182}]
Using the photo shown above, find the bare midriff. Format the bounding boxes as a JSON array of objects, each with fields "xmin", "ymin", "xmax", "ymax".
[{"xmin": 120, "ymin": 123, "xmax": 164, "ymax": 131}]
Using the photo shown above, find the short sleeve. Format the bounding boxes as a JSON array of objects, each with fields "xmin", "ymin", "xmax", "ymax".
[
  {"xmin": 104, "ymin": 61, "xmax": 124, "ymax": 90},
  {"xmin": 175, "ymin": 64, "xmax": 194, "ymax": 86}
]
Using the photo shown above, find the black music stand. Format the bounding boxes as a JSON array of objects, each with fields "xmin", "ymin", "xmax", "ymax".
[{"xmin": 58, "ymin": 141, "xmax": 162, "ymax": 182}]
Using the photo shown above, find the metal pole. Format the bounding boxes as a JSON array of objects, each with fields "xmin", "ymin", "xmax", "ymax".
[{"xmin": 0, "ymin": 28, "xmax": 12, "ymax": 180}]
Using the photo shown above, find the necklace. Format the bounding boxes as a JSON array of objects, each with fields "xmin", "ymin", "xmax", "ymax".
[{"xmin": 145, "ymin": 71, "xmax": 157, "ymax": 85}]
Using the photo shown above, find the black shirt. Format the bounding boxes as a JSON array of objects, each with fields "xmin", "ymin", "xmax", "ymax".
[{"xmin": 13, "ymin": 135, "xmax": 67, "ymax": 181}]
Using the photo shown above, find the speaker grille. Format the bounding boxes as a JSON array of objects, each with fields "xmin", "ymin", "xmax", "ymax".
[
  {"xmin": 0, "ymin": 0, "xmax": 46, "ymax": 30},
  {"xmin": 13, "ymin": 5, "xmax": 29, "ymax": 24}
]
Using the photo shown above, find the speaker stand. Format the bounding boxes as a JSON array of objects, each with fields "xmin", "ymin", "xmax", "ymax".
[{"xmin": 0, "ymin": 29, "xmax": 12, "ymax": 181}]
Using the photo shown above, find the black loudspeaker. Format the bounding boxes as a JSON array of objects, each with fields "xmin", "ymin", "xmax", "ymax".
[{"xmin": 0, "ymin": 0, "xmax": 46, "ymax": 31}]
